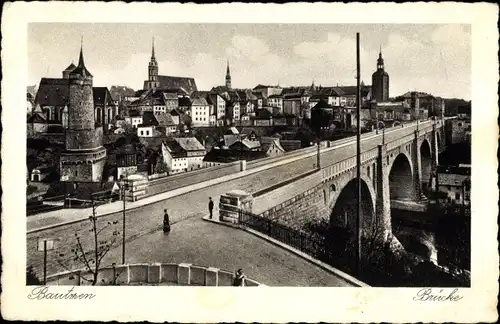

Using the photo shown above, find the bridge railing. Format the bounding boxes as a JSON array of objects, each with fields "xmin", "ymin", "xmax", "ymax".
[{"xmin": 238, "ymin": 210, "xmax": 333, "ymax": 264}]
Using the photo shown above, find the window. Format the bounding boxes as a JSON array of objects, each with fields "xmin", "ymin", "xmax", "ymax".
[
  {"xmin": 455, "ymin": 192, "xmax": 461, "ymax": 201},
  {"xmin": 140, "ymin": 131, "xmax": 144, "ymax": 136},
  {"xmin": 458, "ymin": 122, "xmax": 462, "ymax": 127}
]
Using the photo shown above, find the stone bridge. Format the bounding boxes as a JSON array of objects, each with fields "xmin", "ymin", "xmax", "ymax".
[{"xmin": 252, "ymin": 118, "xmax": 447, "ymax": 248}]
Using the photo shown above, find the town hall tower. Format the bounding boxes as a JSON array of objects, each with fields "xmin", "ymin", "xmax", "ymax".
[{"xmin": 371, "ymin": 48, "xmax": 390, "ymax": 102}]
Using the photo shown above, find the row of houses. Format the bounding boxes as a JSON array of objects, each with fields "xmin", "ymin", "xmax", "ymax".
[{"xmin": 112, "ymin": 127, "xmax": 300, "ymax": 178}]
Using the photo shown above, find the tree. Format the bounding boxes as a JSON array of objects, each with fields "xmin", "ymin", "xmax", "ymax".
[
  {"xmin": 56, "ymin": 198, "xmax": 121, "ymax": 286},
  {"xmin": 154, "ymin": 160, "xmax": 170, "ymax": 174}
]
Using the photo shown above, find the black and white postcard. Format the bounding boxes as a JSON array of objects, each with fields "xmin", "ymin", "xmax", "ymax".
[{"xmin": 1, "ymin": 2, "xmax": 498, "ymax": 323}]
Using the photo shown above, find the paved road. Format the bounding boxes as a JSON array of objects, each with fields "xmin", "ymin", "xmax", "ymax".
[{"xmin": 97, "ymin": 217, "xmax": 353, "ymax": 286}]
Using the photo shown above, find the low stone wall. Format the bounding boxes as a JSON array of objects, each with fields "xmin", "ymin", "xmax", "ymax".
[
  {"xmin": 258, "ymin": 184, "xmax": 328, "ymax": 231},
  {"xmin": 46, "ymin": 263, "xmax": 264, "ymax": 287},
  {"xmin": 252, "ymin": 170, "xmax": 322, "ymax": 215}
]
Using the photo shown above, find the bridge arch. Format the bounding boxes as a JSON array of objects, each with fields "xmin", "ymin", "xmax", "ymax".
[
  {"xmin": 377, "ymin": 121, "xmax": 385, "ymax": 129},
  {"xmin": 328, "ymin": 176, "xmax": 376, "ymax": 236},
  {"xmin": 420, "ymin": 139, "xmax": 433, "ymax": 196},
  {"xmin": 388, "ymin": 152, "xmax": 415, "ymax": 201},
  {"xmin": 392, "ymin": 121, "xmax": 401, "ymax": 127}
]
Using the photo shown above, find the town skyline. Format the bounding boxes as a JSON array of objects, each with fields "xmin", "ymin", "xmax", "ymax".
[{"xmin": 29, "ymin": 23, "xmax": 471, "ymax": 100}]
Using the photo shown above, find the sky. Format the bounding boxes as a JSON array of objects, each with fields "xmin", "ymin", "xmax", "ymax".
[{"xmin": 28, "ymin": 23, "xmax": 471, "ymax": 100}]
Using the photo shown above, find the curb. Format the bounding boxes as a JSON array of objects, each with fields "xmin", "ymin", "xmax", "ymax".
[
  {"xmin": 27, "ymin": 152, "xmax": 318, "ymax": 234},
  {"xmin": 201, "ymin": 216, "xmax": 369, "ymax": 287}
]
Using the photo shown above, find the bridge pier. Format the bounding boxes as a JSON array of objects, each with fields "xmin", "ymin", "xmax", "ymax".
[
  {"xmin": 375, "ymin": 144, "xmax": 392, "ymax": 238},
  {"xmin": 412, "ymin": 130, "xmax": 425, "ymax": 201},
  {"xmin": 432, "ymin": 124, "xmax": 439, "ymax": 167}
]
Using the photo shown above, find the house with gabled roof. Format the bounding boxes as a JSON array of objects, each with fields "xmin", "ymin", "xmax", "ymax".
[
  {"xmin": 260, "ymin": 137, "xmax": 285, "ymax": 157},
  {"xmin": 161, "ymin": 137, "xmax": 207, "ymax": 173}
]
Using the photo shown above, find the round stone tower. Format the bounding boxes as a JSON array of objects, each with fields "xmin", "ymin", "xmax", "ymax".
[{"xmin": 59, "ymin": 44, "xmax": 107, "ymax": 183}]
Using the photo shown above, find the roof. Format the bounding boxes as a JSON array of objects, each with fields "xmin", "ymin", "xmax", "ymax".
[
  {"xmin": 93, "ymin": 87, "xmax": 114, "ymax": 106},
  {"xmin": 35, "ymin": 78, "xmax": 70, "ymax": 106},
  {"xmin": 152, "ymin": 75, "xmax": 198, "ymax": 94},
  {"xmin": 128, "ymin": 109, "xmax": 142, "ymax": 117},
  {"xmin": 231, "ymin": 138, "xmax": 261, "ymax": 150},
  {"xmin": 142, "ymin": 111, "xmax": 158, "ymax": 126},
  {"xmin": 27, "ymin": 113, "xmax": 46, "ymax": 124},
  {"xmin": 255, "ymin": 108, "xmax": 272, "ymax": 119},
  {"xmin": 223, "ymin": 134, "xmax": 243, "ymax": 147},
  {"xmin": 227, "ymin": 127, "xmax": 239, "ymax": 135},
  {"xmin": 174, "ymin": 137, "xmax": 206, "ymax": 152},
  {"xmin": 178, "ymin": 97, "xmax": 192, "ymax": 107},
  {"xmin": 162, "ymin": 92, "xmax": 178, "ymax": 100},
  {"xmin": 203, "ymin": 147, "xmax": 268, "ymax": 163},
  {"xmin": 191, "ymin": 97, "xmax": 209, "ymax": 106},
  {"xmin": 69, "ymin": 48, "xmax": 93, "ymax": 77},
  {"xmin": 337, "ymin": 85, "xmax": 372, "ymax": 97},
  {"xmin": 268, "ymin": 94, "xmax": 283, "ymax": 99},
  {"xmin": 312, "ymin": 100, "xmax": 334, "ymax": 110},
  {"xmin": 35, "ymin": 78, "xmax": 113, "ymax": 107},
  {"xmin": 156, "ymin": 113, "xmax": 177, "ymax": 126},
  {"xmin": 280, "ymin": 140, "xmax": 302, "ymax": 152},
  {"xmin": 191, "ymin": 90, "xmax": 211, "ymax": 99},
  {"xmin": 260, "ymin": 137, "xmax": 285, "ymax": 152},
  {"xmin": 64, "ymin": 62, "xmax": 76, "ymax": 71}
]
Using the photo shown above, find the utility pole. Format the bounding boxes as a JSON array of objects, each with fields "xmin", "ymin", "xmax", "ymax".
[
  {"xmin": 355, "ymin": 32, "xmax": 362, "ymax": 276},
  {"xmin": 120, "ymin": 175, "xmax": 127, "ymax": 264}
]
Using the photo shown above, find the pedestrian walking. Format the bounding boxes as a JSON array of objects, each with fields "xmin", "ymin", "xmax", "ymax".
[
  {"xmin": 163, "ymin": 209, "xmax": 170, "ymax": 233},
  {"xmin": 232, "ymin": 268, "xmax": 245, "ymax": 287},
  {"xmin": 208, "ymin": 197, "xmax": 214, "ymax": 219}
]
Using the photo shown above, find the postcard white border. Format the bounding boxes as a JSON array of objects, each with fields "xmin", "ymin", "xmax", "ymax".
[{"xmin": 1, "ymin": 2, "xmax": 498, "ymax": 322}]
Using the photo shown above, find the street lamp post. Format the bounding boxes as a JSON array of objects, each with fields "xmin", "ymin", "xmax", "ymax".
[{"xmin": 38, "ymin": 238, "xmax": 55, "ymax": 285}]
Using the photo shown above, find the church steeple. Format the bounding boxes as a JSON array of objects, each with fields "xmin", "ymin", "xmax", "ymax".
[
  {"xmin": 225, "ymin": 60, "xmax": 232, "ymax": 89},
  {"xmin": 377, "ymin": 46, "xmax": 385, "ymax": 71},
  {"xmin": 70, "ymin": 37, "xmax": 92, "ymax": 77},
  {"xmin": 147, "ymin": 37, "xmax": 159, "ymax": 88},
  {"xmin": 151, "ymin": 37, "xmax": 156, "ymax": 61}
]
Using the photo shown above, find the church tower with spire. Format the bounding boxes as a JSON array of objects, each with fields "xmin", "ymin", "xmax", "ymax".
[
  {"xmin": 145, "ymin": 37, "xmax": 160, "ymax": 90},
  {"xmin": 371, "ymin": 47, "xmax": 390, "ymax": 102},
  {"xmin": 225, "ymin": 60, "xmax": 232, "ymax": 89},
  {"xmin": 59, "ymin": 41, "xmax": 106, "ymax": 183}
]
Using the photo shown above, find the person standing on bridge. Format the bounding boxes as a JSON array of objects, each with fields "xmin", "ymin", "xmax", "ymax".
[
  {"xmin": 232, "ymin": 269, "xmax": 245, "ymax": 287},
  {"xmin": 163, "ymin": 209, "xmax": 170, "ymax": 233},
  {"xmin": 208, "ymin": 197, "xmax": 214, "ymax": 219}
]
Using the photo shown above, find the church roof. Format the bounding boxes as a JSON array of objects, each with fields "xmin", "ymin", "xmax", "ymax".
[
  {"xmin": 93, "ymin": 87, "xmax": 114, "ymax": 106},
  {"xmin": 35, "ymin": 78, "xmax": 70, "ymax": 106},
  {"xmin": 70, "ymin": 47, "xmax": 93, "ymax": 77},
  {"xmin": 35, "ymin": 77, "xmax": 112, "ymax": 107},
  {"xmin": 155, "ymin": 75, "xmax": 198, "ymax": 94}
]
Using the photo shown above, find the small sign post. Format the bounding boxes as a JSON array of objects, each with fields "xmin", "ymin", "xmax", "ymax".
[{"xmin": 38, "ymin": 238, "xmax": 55, "ymax": 285}]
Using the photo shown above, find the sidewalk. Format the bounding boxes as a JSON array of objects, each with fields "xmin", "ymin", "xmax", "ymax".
[
  {"xmin": 27, "ymin": 148, "xmax": 321, "ymax": 233},
  {"xmin": 201, "ymin": 213, "xmax": 369, "ymax": 287}
]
